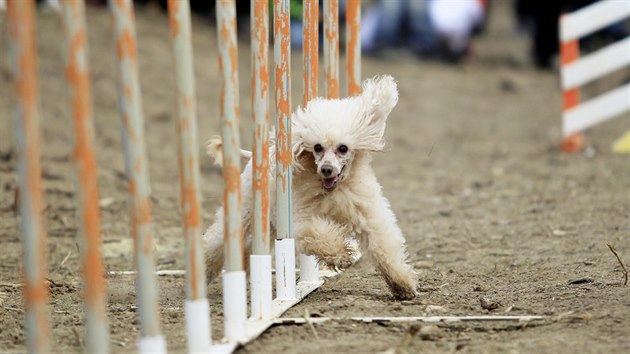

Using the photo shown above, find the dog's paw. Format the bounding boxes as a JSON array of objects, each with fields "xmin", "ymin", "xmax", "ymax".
[
  {"xmin": 319, "ymin": 253, "xmax": 355, "ymax": 272},
  {"xmin": 391, "ymin": 284, "xmax": 417, "ymax": 301}
]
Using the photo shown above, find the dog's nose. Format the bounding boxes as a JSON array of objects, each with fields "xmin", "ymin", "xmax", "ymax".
[{"xmin": 321, "ymin": 165, "xmax": 334, "ymax": 177}]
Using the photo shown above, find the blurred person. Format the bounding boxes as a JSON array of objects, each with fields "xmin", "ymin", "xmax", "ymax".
[
  {"xmin": 516, "ymin": 0, "xmax": 629, "ymax": 69},
  {"xmin": 362, "ymin": 0, "xmax": 486, "ymax": 61}
]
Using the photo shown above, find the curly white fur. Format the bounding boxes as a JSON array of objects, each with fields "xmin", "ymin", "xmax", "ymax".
[{"xmin": 203, "ymin": 75, "xmax": 417, "ymax": 300}]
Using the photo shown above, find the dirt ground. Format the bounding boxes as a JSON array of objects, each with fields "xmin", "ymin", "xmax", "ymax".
[{"xmin": 1, "ymin": 1, "xmax": 629, "ymax": 353}]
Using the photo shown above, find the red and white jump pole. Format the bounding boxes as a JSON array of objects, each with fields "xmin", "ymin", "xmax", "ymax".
[{"xmin": 559, "ymin": 0, "xmax": 630, "ymax": 152}]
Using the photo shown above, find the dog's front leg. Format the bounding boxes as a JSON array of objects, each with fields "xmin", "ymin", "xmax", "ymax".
[
  {"xmin": 296, "ymin": 216, "xmax": 355, "ymax": 271},
  {"xmin": 203, "ymin": 207, "xmax": 225, "ymax": 282},
  {"xmin": 361, "ymin": 196, "xmax": 417, "ymax": 300}
]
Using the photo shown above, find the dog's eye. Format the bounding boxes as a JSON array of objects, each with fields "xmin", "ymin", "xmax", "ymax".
[
  {"xmin": 314, "ymin": 144, "xmax": 323, "ymax": 153},
  {"xmin": 337, "ymin": 145, "xmax": 348, "ymax": 154}
]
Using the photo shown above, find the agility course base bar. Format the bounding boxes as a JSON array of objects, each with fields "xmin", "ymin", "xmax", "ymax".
[
  {"xmin": 275, "ymin": 315, "xmax": 545, "ymax": 325},
  {"xmin": 106, "ymin": 266, "xmax": 354, "ymax": 353}
]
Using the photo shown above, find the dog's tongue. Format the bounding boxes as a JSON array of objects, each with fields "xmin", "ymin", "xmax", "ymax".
[{"xmin": 322, "ymin": 176, "xmax": 338, "ymax": 190}]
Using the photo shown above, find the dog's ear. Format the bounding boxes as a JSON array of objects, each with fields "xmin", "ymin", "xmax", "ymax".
[
  {"xmin": 362, "ymin": 75, "xmax": 399, "ymax": 124},
  {"xmin": 291, "ymin": 113, "xmax": 308, "ymax": 171},
  {"xmin": 352, "ymin": 75, "xmax": 399, "ymax": 151}
]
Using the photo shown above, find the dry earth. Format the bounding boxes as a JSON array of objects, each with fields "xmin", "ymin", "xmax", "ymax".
[{"xmin": 1, "ymin": 1, "xmax": 629, "ymax": 353}]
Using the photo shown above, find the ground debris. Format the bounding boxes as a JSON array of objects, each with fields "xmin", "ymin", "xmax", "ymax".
[
  {"xmin": 567, "ymin": 277, "xmax": 593, "ymax": 285},
  {"xmin": 552, "ymin": 229, "xmax": 567, "ymax": 236},
  {"xmin": 378, "ymin": 325, "xmax": 419, "ymax": 354},
  {"xmin": 551, "ymin": 311, "xmax": 593, "ymax": 323},
  {"xmin": 473, "ymin": 284, "xmax": 490, "ymax": 292},
  {"xmin": 414, "ymin": 260, "xmax": 436, "ymax": 269},
  {"xmin": 99, "ymin": 197, "xmax": 116, "ymax": 208},
  {"xmin": 425, "ymin": 305, "xmax": 446, "ymax": 313},
  {"xmin": 606, "ymin": 244, "xmax": 628, "ymax": 286},
  {"xmin": 480, "ymin": 297, "xmax": 500, "ymax": 311},
  {"xmin": 419, "ymin": 325, "xmax": 443, "ymax": 341}
]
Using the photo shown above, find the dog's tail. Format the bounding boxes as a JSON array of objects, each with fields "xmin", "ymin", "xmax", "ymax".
[{"xmin": 206, "ymin": 135, "xmax": 253, "ymax": 167}]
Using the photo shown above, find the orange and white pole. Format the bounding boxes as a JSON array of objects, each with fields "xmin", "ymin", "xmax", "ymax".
[
  {"xmin": 217, "ymin": 0, "xmax": 247, "ymax": 340},
  {"xmin": 346, "ymin": 0, "xmax": 361, "ymax": 96},
  {"xmin": 7, "ymin": 0, "xmax": 50, "ymax": 352},
  {"xmin": 250, "ymin": 0, "xmax": 273, "ymax": 320},
  {"xmin": 323, "ymin": 0, "xmax": 339, "ymax": 99},
  {"xmin": 302, "ymin": 0, "xmax": 319, "ymax": 107},
  {"xmin": 60, "ymin": 1, "xmax": 109, "ymax": 352},
  {"xmin": 300, "ymin": 0, "xmax": 320, "ymax": 284},
  {"xmin": 110, "ymin": 0, "xmax": 166, "ymax": 351},
  {"xmin": 274, "ymin": 0, "xmax": 297, "ymax": 300},
  {"xmin": 167, "ymin": 0, "xmax": 212, "ymax": 350}
]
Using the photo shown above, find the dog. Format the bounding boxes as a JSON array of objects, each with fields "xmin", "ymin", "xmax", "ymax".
[{"xmin": 203, "ymin": 75, "xmax": 417, "ymax": 300}]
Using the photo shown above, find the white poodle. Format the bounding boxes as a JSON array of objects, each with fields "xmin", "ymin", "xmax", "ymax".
[{"xmin": 204, "ymin": 75, "xmax": 417, "ymax": 300}]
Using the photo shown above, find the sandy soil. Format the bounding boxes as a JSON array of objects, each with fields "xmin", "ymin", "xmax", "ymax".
[{"xmin": 1, "ymin": 1, "xmax": 629, "ymax": 353}]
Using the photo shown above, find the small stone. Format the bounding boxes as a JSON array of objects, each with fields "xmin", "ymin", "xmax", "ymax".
[
  {"xmin": 419, "ymin": 325, "xmax": 443, "ymax": 340},
  {"xmin": 583, "ymin": 146, "xmax": 596, "ymax": 158},
  {"xmin": 473, "ymin": 284, "xmax": 489, "ymax": 292},
  {"xmin": 426, "ymin": 305, "xmax": 445, "ymax": 313},
  {"xmin": 552, "ymin": 229, "xmax": 567, "ymax": 236},
  {"xmin": 414, "ymin": 260, "xmax": 436, "ymax": 269},
  {"xmin": 567, "ymin": 277, "xmax": 593, "ymax": 285},
  {"xmin": 491, "ymin": 166, "xmax": 505, "ymax": 177},
  {"xmin": 99, "ymin": 197, "xmax": 116, "ymax": 208},
  {"xmin": 480, "ymin": 297, "xmax": 500, "ymax": 311}
]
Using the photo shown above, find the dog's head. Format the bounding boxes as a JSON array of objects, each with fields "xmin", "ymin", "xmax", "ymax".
[{"xmin": 292, "ymin": 75, "xmax": 399, "ymax": 191}]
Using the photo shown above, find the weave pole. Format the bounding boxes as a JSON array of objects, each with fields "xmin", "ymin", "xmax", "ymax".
[
  {"xmin": 110, "ymin": 0, "xmax": 166, "ymax": 352},
  {"xmin": 302, "ymin": 0, "xmax": 319, "ymax": 108},
  {"xmin": 250, "ymin": 0, "xmax": 273, "ymax": 320},
  {"xmin": 7, "ymin": 1, "xmax": 50, "ymax": 352},
  {"xmin": 217, "ymin": 0, "xmax": 247, "ymax": 340},
  {"xmin": 299, "ymin": 0, "xmax": 320, "ymax": 283},
  {"xmin": 166, "ymin": 0, "xmax": 212, "ymax": 350},
  {"xmin": 324, "ymin": 0, "xmax": 339, "ymax": 99},
  {"xmin": 274, "ymin": 0, "xmax": 297, "ymax": 300},
  {"xmin": 60, "ymin": 1, "xmax": 109, "ymax": 352},
  {"xmin": 346, "ymin": 0, "xmax": 361, "ymax": 96}
]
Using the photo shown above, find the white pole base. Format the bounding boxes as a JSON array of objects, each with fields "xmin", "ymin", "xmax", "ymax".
[
  {"xmin": 274, "ymin": 238, "xmax": 296, "ymax": 300},
  {"xmin": 223, "ymin": 270, "xmax": 247, "ymax": 341},
  {"xmin": 250, "ymin": 254, "xmax": 272, "ymax": 320},
  {"xmin": 185, "ymin": 298, "xmax": 212, "ymax": 352},
  {"xmin": 299, "ymin": 254, "xmax": 319, "ymax": 283},
  {"xmin": 138, "ymin": 335, "xmax": 166, "ymax": 354}
]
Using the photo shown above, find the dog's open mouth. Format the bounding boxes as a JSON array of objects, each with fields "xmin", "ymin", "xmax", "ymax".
[
  {"xmin": 322, "ymin": 176, "xmax": 339, "ymax": 190},
  {"xmin": 321, "ymin": 166, "xmax": 345, "ymax": 191}
]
